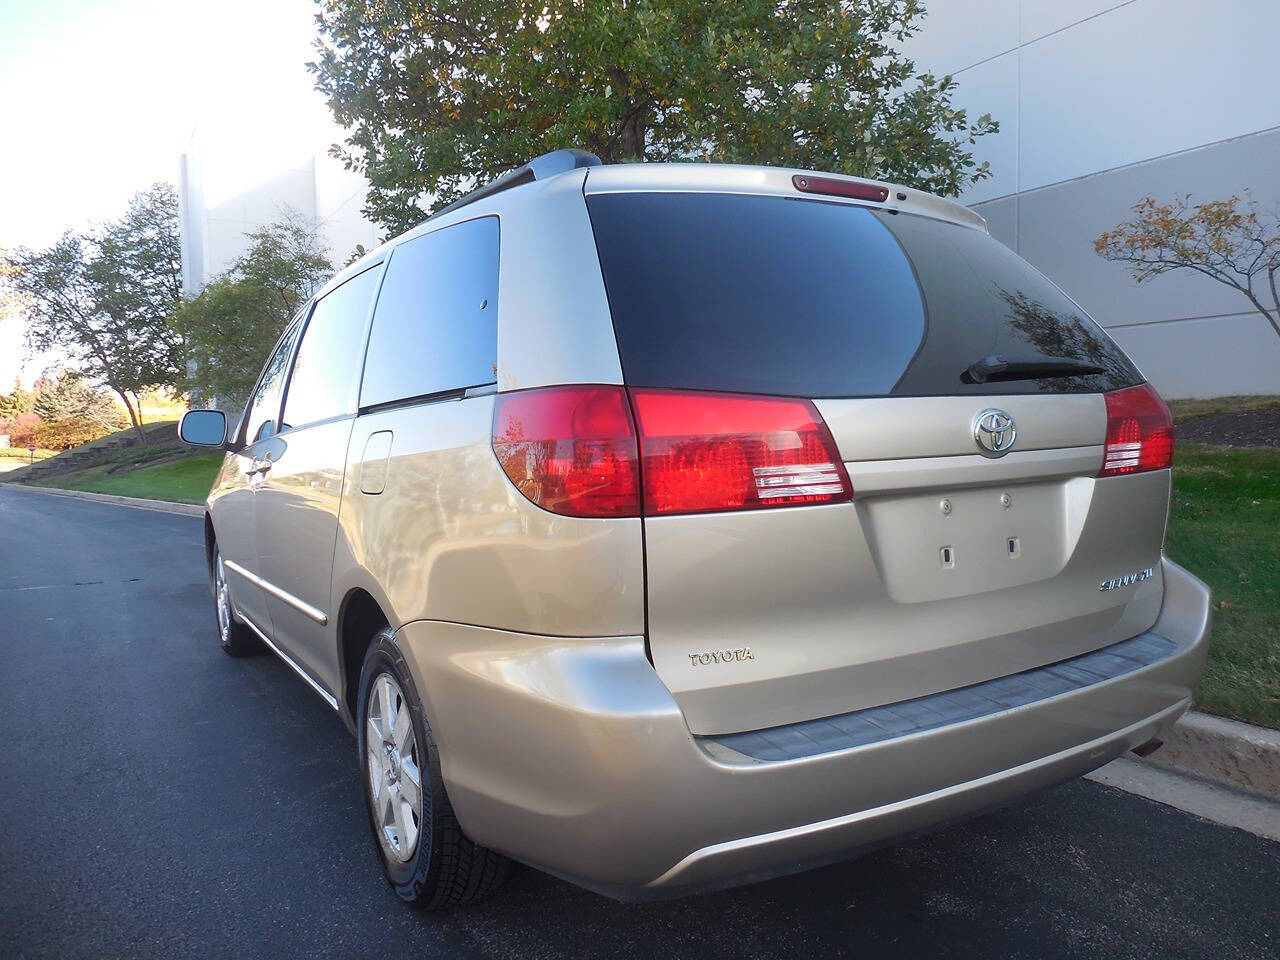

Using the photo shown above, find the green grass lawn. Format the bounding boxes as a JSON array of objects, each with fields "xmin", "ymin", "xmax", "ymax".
[
  {"xmin": 31, "ymin": 452, "xmax": 222, "ymax": 504},
  {"xmin": 1166, "ymin": 443, "xmax": 1280, "ymax": 728},
  {"xmin": 0, "ymin": 447, "xmax": 57, "ymax": 460}
]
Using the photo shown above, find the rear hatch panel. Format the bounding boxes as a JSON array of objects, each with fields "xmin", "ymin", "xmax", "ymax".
[
  {"xmin": 585, "ymin": 179, "xmax": 1169, "ymax": 736},
  {"xmin": 644, "ymin": 444, "xmax": 1167, "ymax": 736}
]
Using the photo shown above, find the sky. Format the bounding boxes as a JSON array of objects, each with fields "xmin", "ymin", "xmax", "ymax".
[{"xmin": 0, "ymin": 0, "xmax": 346, "ymax": 388}]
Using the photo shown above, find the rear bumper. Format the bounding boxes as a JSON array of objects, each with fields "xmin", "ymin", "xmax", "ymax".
[{"xmin": 397, "ymin": 557, "xmax": 1210, "ymax": 899}]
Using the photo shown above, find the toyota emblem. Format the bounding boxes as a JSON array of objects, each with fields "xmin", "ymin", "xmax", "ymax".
[{"xmin": 973, "ymin": 409, "xmax": 1016, "ymax": 457}]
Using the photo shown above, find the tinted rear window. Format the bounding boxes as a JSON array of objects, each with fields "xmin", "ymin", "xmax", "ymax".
[{"xmin": 586, "ymin": 192, "xmax": 1140, "ymax": 397}]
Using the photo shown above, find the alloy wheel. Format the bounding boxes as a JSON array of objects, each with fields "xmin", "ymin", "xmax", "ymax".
[
  {"xmin": 365, "ymin": 673, "xmax": 423, "ymax": 862},
  {"xmin": 215, "ymin": 553, "xmax": 232, "ymax": 646}
]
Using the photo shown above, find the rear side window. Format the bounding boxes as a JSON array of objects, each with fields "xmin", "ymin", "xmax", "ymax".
[
  {"xmin": 586, "ymin": 192, "xmax": 1140, "ymax": 397},
  {"xmin": 281, "ymin": 266, "xmax": 381, "ymax": 430},
  {"xmin": 360, "ymin": 216, "xmax": 499, "ymax": 409}
]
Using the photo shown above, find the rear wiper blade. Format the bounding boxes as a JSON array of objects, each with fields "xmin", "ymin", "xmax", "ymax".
[{"xmin": 963, "ymin": 354, "xmax": 1106, "ymax": 384}]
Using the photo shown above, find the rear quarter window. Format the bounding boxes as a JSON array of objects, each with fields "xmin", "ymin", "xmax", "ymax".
[
  {"xmin": 586, "ymin": 192, "xmax": 1140, "ymax": 397},
  {"xmin": 359, "ymin": 216, "xmax": 499, "ymax": 409}
]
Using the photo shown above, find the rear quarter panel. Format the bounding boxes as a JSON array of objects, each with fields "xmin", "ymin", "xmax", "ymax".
[{"xmin": 331, "ymin": 395, "xmax": 645, "ymax": 638}]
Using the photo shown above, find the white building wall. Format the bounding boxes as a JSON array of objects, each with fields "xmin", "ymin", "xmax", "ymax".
[
  {"xmin": 179, "ymin": 148, "xmax": 379, "ymax": 294},
  {"xmin": 906, "ymin": 0, "xmax": 1280, "ymax": 397}
]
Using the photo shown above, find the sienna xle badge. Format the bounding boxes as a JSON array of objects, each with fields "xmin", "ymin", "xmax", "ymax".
[{"xmin": 179, "ymin": 150, "xmax": 1210, "ymax": 907}]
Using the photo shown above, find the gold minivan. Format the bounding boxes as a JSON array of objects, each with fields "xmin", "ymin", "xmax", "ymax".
[{"xmin": 179, "ymin": 150, "xmax": 1211, "ymax": 908}]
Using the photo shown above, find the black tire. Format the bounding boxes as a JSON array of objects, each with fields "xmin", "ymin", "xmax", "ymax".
[
  {"xmin": 357, "ymin": 627, "xmax": 509, "ymax": 909},
  {"xmin": 211, "ymin": 543, "xmax": 260, "ymax": 657}
]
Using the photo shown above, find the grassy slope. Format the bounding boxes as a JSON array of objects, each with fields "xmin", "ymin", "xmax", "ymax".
[
  {"xmin": 1167, "ymin": 395, "xmax": 1280, "ymax": 422},
  {"xmin": 30, "ymin": 452, "xmax": 222, "ymax": 504},
  {"xmin": 1166, "ymin": 443, "xmax": 1280, "ymax": 727}
]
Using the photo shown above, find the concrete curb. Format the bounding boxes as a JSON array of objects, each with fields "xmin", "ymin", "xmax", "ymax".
[
  {"xmin": 1143, "ymin": 710, "xmax": 1280, "ymax": 802},
  {"xmin": 1, "ymin": 482, "xmax": 204, "ymax": 517}
]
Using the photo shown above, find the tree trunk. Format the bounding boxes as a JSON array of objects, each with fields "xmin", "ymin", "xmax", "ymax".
[
  {"xmin": 1267, "ymin": 266, "xmax": 1280, "ymax": 340},
  {"xmin": 116, "ymin": 389, "xmax": 145, "ymax": 443},
  {"xmin": 619, "ymin": 105, "xmax": 648, "ymax": 160}
]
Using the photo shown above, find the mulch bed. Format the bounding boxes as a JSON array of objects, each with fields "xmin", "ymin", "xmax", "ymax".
[{"xmin": 1175, "ymin": 407, "xmax": 1280, "ymax": 448}]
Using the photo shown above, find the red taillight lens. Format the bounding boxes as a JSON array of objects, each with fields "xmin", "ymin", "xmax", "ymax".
[
  {"xmin": 629, "ymin": 388, "xmax": 852, "ymax": 515},
  {"xmin": 492, "ymin": 386, "xmax": 853, "ymax": 517},
  {"xmin": 1100, "ymin": 383, "xmax": 1174, "ymax": 476},
  {"xmin": 492, "ymin": 386, "xmax": 640, "ymax": 517}
]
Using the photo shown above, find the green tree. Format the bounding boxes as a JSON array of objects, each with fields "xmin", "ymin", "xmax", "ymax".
[
  {"xmin": 32, "ymin": 370, "xmax": 129, "ymax": 434},
  {"xmin": 173, "ymin": 213, "xmax": 332, "ymax": 409},
  {"xmin": 0, "ymin": 379, "xmax": 35, "ymax": 421},
  {"xmin": 3, "ymin": 184, "xmax": 185, "ymax": 433},
  {"xmin": 1096, "ymin": 192, "xmax": 1280, "ymax": 341},
  {"xmin": 310, "ymin": 0, "xmax": 998, "ymax": 234}
]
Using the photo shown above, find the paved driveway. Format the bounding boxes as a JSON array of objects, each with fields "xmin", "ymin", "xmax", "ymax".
[{"xmin": 1, "ymin": 486, "xmax": 1276, "ymax": 959}]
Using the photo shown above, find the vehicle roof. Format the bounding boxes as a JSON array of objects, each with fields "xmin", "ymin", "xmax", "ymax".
[
  {"xmin": 583, "ymin": 162, "xmax": 988, "ymax": 234},
  {"xmin": 320, "ymin": 160, "xmax": 987, "ymax": 299}
]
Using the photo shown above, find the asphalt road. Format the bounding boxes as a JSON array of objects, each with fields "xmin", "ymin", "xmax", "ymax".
[{"xmin": 1, "ymin": 485, "xmax": 1277, "ymax": 960}]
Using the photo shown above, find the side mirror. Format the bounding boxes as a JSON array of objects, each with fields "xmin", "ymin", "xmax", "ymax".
[{"xmin": 179, "ymin": 409, "xmax": 228, "ymax": 447}]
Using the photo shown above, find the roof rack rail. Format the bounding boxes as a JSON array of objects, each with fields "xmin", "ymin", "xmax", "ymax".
[{"xmin": 428, "ymin": 148, "xmax": 601, "ymax": 222}]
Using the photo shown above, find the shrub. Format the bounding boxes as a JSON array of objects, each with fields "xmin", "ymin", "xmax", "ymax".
[
  {"xmin": 6, "ymin": 412, "xmax": 43, "ymax": 446},
  {"xmin": 28, "ymin": 417, "xmax": 116, "ymax": 451}
]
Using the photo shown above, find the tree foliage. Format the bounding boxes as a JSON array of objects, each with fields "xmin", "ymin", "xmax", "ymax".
[
  {"xmin": 172, "ymin": 213, "xmax": 333, "ymax": 410},
  {"xmin": 311, "ymin": 0, "xmax": 999, "ymax": 234},
  {"xmin": 0, "ymin": 379, "xmax": 35, "ymax": 421},
  {"xmin": 32, "ymin": 370, "xmax": 129, "ymax": 434},
  {"xmin": 28, "ymin": 417, "xmax": 117, "ymax": 451},
  {"xmin": 2, "ymin": 184, "xmax": 185, "ymax": 431},
  {"xmin": 0, "ymin": 373, "xmax": 126, "ymax": 449},
  {"xmin": 2, "ymin": 411, "xmax": 42, "ymax": 447},
  {"xmin": 1096, "ymin": 193, "xmax": 1280, "ymax": 340}
]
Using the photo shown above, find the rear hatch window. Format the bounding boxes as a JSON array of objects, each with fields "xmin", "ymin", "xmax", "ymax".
[{"xmin": 585, "ymin": 191, "xmax": 1141, "ymax": 397}]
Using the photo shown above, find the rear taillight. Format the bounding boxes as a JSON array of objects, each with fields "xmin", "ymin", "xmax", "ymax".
[
  {"xmin": 492, "ymin": 386, "xmax": 852, "ymax": 517},
  {"xmin": 629, "ymin": 388, "xmax": 852, "ymax": 515},
  {"xmin": 1100, "ymin": 383, "xmax": 1174, "ymax": 476},
  {"xmin": 492, "ymin": 386, "xmax": 640, "ymax": 517}
]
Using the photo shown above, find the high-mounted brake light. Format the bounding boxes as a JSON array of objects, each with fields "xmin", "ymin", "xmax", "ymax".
[
  {"xmin": 1099, "ymin": 383, "xmax": 1174, "ymax": 476},
  {"xmin": 792, "ymin": 174, "xmax": 889, "ymax": 203},
  {"xmin": 629, "ymin": 389, "xmax": 852, "ymax": 515},
  {"xmin": 492, "ymin": 386, "xmax": 640, "ymax": 517},
  {"xmin": 491, "ymin": 386, "xmax": 853, "ymax": 517}
]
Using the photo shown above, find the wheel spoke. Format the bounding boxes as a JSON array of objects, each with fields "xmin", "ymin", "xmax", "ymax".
[
  {"xmin": 391, "ymin": 786, "xmax": 415, "ymax": 853},
  {"xmin": 399, "ymin": 754, "xmax": 422, "ymax": 814},
  {"xmin": 386, "ymin": 696, "xmax": 402, "ymax": 746},
  {"xmin": 367, "ymin": 745, "xmax": 386, "ymax": 808},
  {"xmin": 372, "ymin": 677, "xmax": 392, "ymax": 740},
  {"xmin": 392, "ymin": 702, "xmax": 412, "ymax": 752}
]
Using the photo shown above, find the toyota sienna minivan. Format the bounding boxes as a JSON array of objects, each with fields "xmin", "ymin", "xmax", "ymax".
[{"xmin": 179, "ymin": 150, "xmax": 1211, "ymax": 908}]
